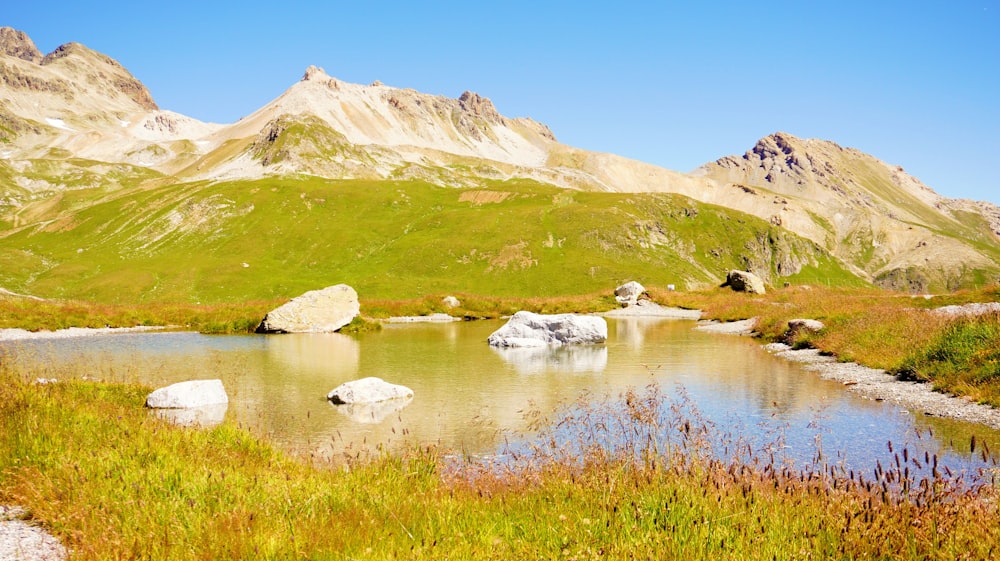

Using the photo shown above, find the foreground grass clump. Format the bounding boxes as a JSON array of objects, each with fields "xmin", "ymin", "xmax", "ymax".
[
  {"xmin": 900, "ymin": 312, "xmax": 1000, "ymax": 407},
  {"xmin": 1, "ymin": 371, "xmax": 997, "ymax": 560}
]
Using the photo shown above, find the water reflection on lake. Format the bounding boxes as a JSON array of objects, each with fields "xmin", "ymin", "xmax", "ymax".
[{"xmin": 4, "ymin": 318, "xmax": 998, "ymax": 477}]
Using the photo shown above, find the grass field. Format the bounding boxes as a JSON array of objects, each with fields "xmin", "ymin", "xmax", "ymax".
[{"xmin": 1, "ymin": 177, "xmax": 864, "ymax": 303}]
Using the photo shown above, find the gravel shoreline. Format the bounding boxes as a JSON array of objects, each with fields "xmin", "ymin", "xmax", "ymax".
[
  {"xmin": 0, "ymin": 325, "xmax": 166, "ymax": 342},
  {"xmin": 0, "ymin": 507, "xmax": 66, "ymax": 561},
  {"xmin": 696, "ymin": 316, "xmax": 1000, "ymax": 431},
  {"xmin": 601, "ymin": 300, "xmax": 702, "ymax": 319},
  {"xmin": 766, "ymin": 343, "xmax": 1000, "ymax": 431}
]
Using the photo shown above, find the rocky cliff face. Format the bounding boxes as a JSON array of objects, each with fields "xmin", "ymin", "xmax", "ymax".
[
  {"xmin": 40, "ymin": 42, "xmax": 158, "ymax": 111},
  {"xmin": 0, "ymin": 27, "xmax": 42, "ymax": 63},
  {"xmin": 696, "ymin": 132, "xmax": 1000, "ymax": 290},
  {"xmin": 0, "ymin": 26, "xmax": 158, "ymax": 142}
]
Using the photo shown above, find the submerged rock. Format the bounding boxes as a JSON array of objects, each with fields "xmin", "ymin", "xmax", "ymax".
[
  {"xmin": 327, "ymin": 377, "xmax": 414, "ymax": 404},
  {"xmin": 256, "ymin": 284, "xmax": 360, "ymax": 333},
  {"xmin": 152, "ymin": 403, "xmax": 228, "ymax": 428},
  {"xmin": 145, "ymin": 379, "xmax": 228, "ymax": 409},
  {"xmin": 487, "ymin": 311, "xmax": 607, "ymax": 348}
]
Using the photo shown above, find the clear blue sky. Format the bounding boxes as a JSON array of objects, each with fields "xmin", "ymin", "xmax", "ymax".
[{"xmin": 6, "ymin": 1, "xmax": 999, "ymax": 204}]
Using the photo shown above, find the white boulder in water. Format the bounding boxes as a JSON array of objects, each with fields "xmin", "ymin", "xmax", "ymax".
[
  {"xmin": 327, "ymin": 377, "xmax": 414, "ymax": 404},
  {"xmin": 146, "ymin": 379, "xmax": 229, "ymax": 409},
  {"xmin": 487, "ymin": 311, "xmax": 607, "ymax": 348}
]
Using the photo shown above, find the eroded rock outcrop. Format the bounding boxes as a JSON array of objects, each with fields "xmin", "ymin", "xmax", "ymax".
[
  {"xmin": 257, "ymin": 284, "xmax": 360, "ymax": 333},
  {"xmin": 725, "ymin": 270, "xmax": 766, "ymax": 294},
  {"xmin": 0, "ymin": 27, "xmax": 42, "ymax": 63}
]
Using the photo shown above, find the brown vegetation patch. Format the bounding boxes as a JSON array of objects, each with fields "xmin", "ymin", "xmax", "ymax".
[
  {"xmin": 486, "ymin": 241, "xmax": 537, "ymax": 272},
  {"xmin": 458, "ymin": 190, "xmax": 512, "ymax": 205}
]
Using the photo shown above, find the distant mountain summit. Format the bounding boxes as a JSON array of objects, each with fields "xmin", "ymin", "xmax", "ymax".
[
  {"xmin": 0, "ymin": 27, "xmax": 43, "ymax": 62},
  {"xmin": 695, "ymin": 132, "xmax": 1000, "ymax": 290},
  {"xmin": 0, "ymin": 27, "xmax": 157, "ymax": 126},
  {"xmin": 215, "ymin": 64, "xmax": 558, "ymax": 181},
  {"xmin": 2, "ymin": 27, "xmax": 999, "ymax": 293}
]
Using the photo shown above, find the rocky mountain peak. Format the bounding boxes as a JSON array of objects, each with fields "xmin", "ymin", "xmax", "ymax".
[
  {"xmin": 302, "ymin": 65, "xmax": 329, "ymax": 82},
  {"xmin": 0, "ymin": 27, "xmax": 42, "ymax": 63},
  {"xmin": 41, "ymin": 40, "xmax": 158, "ymax": 111},
  {"xmin": 750, "ymin": 132, "xmax": 804, "ymax": 160},
  {"xmin": 39, "ymin": 42, "xmax": 98, "ymax": 65},
  {"xmin": 458, "ymin": 90, "xmax": 502, "ymax": 124}
]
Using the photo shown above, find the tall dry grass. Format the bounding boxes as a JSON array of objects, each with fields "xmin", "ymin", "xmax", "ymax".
[{"xmin": 2, "ymin": 371, "xmax": 998, "ymax": 560}]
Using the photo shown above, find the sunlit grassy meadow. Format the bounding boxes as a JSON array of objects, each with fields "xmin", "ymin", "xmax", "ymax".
[{"xmin": 0, "ymin": 177, "xmax": 863, "ymax": 303}]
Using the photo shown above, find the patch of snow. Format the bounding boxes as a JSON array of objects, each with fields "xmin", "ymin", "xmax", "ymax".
[
  {"xmin": 119, "ymin": 120, "xmax": 130, "ymax": 127},
  {"xmin": 44, "ymin": 118, "xmax": 75, "ymax": 131}
]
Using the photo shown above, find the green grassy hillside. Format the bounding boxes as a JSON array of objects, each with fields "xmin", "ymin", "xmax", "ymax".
[{"xmin": 0, "ymin": 176, "xmax": 863, "ymax": 303}]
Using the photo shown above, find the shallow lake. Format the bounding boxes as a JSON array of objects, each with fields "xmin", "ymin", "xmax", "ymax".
[{"xmin": 5, "ymin": 318, "xmax": 999, "ymax": 479}]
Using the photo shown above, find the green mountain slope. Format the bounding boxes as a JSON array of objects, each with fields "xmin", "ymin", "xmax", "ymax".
[
  {"xmin": 3, "ymin": 27, "xmax": 998, "ymax": 300},
  {"xmin": 0, "ymin": 177, "xmax": 860, "ymax": 303}
]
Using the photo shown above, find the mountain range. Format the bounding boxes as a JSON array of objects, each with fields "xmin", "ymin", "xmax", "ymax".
[{"xmin": 2, "ymin": 26, "xmax": 999, "ymax": 302}]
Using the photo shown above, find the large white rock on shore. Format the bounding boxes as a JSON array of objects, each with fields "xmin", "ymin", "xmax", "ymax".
[
  {"xmin": 145, "ymin": 379, "xmax": 228, "ymax": 409},
  {"xmin": 614, "ymin": 281, "xmax": 646, "ymax": 307},
  {"xmin": 327, "ymin": 377, "xmax": 414, "ymax": 404},
  {"xmin": 256, "ymin": 284, "xmax": 360, "ymax": 333},
  {"xmin": 487, "ymin": 311, "xmax": 607, "ymax": 348}
]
